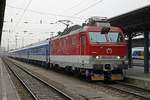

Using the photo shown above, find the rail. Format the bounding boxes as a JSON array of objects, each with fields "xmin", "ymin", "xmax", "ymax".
[
  {"xmin": 100, "ymin": 81, "xmax": 150, "ymax": 100},
  {"xmin": 2, "ymin": 58, "xmax": 74, "ymax": 100}
]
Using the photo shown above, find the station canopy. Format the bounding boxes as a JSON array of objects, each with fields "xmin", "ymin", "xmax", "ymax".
[{"xmin": 108, "ymin": 5, "xmax": 150, "ymax": 36}]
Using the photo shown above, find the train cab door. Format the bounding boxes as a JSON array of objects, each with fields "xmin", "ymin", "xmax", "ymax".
[{"xmin": 80, "ymin": 33, "xmax": 85, "ymax": 55}]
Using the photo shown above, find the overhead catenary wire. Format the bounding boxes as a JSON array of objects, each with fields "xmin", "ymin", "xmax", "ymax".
[
  {"xmin": 61, "ymin": 0, "xmax": 87, "ymax": 13},
  {"xmin": 8, "ymin": 0, "xmax": 102, "ymax": 36},
  {"xmin": 6, "ymin": 2, "xmax": 85, "ymax": 37},
  {"xmin": 47, "ymin": 0, "xmax": 104, "ymax": 36},
  {"xmin": 5, "ymin": 0, "xmax": 104, "ymax": 49},
  {"xmin": 7, "ymin": 5, "xmax": 85, "ymax": 20},
  {"xmin": 10, "ymin": 0, "xmax": 33, "ymax": 49},
  {"xmin": 72, "ymin": 0, "xmax": 104, "ymax": 16},
  {"xmin": 52, "ymin": 0, "xmax": 91, "ymax": 34},
  {"xmin": 14, "ymin": 0, "xmax": 33, "ymax": 28},
  {"xmin": 7, "ymin": 4, "xmax": 84, "ymax": 34}
]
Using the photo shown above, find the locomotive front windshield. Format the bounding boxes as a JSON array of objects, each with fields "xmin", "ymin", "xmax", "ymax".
[{"xmin": 88, "ymin": 32, "xmax": 124, "ymax": 43}]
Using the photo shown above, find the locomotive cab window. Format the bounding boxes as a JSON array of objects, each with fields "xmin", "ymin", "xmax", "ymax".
[
  {"xmin": 107, "ymin": 32, "xmax": 124, "ymax": 42},
  {"xmin": 89, "ymin": 32, "xmax": 106, "ymax": 42},
  {"xmin": 88, "ymin": 32, "xmax": 124, "ymax": 43}
]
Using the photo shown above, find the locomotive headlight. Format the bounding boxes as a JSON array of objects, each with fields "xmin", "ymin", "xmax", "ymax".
[
  {"xmin": 96, "ymin": 56, "xmax": 99, "ymax": 59},
  {"xmin": 117, "ymin": 56, "xmax": 120, "ymax": 59}
]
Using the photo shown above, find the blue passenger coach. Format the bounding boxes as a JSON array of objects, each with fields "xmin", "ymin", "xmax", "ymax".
[
  {"xmin": 132, "ymin": 47, "xmax": 150, "ymax": 60},
  {"xmin": 9, "ymin": 39, "xmax": 50, "ymax": 68}
]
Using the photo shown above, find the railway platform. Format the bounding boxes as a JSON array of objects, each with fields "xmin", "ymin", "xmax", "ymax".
[
  {"xmin": 0, "ymin": 58, "xmax": 20, "ymax": 100},
  {"xmin": 124, "ymin": 65, "xmax": 150, "ymax": 90}
]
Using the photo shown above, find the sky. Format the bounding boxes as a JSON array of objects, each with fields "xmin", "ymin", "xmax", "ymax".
[{"xmin": 1, "ymin": 0, "xmax": 150, "ymax": 50}]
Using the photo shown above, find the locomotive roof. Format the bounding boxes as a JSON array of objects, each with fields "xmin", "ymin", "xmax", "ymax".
[
  {"xmin": 51, "ymin": 28, "xmax": 84, "ymax": 40},
  {"xmin": 51, "ymin": 25, "xmax": 122, "ymax": 40}
]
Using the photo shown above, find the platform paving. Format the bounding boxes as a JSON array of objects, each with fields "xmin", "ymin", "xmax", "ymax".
[
  {"xmin": 0, "ymin": 58, "xmax": 20, "ymax": 100},
  {"xmin": 124, "ymin": 65, "xmax": 150, "ymax": 89},
  {"xmin": 125, "ymin": 66, "xmax": 150, "ymax": 79}
]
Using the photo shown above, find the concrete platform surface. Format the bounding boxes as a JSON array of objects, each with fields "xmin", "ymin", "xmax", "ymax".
[
  {"xmin": 132, "ymin": 59, "xmax": 150, "ymax": 67},
  {"xmin": 0, "ymin": 58, "xmax": 20, "ymax": 100},
  {"xmin": 125, "ymin": 66, "xmax": 150, "ymax": 79},
  {"xmin": 124, "ymin": 66, "xmax": 150, "ymax": 89}
]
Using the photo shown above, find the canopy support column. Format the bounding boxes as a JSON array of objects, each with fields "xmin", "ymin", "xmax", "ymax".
[
  {"xmin": 144, "ymin": 28, "xmax": 149, "ymax": 73},
  {"xmin": 128, "ymin": 33, "xmax": 132, "ymax": 68}
]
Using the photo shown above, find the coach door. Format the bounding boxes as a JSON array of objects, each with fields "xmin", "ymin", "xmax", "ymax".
[{"xmin": 80, "ymin": 34, "xmax": 85, "ymax": 55}]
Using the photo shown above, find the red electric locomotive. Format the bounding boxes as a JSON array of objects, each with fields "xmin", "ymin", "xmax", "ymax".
[{"xmin": 50, "ymin": 17, "xmax": 128, "ymax": 81}]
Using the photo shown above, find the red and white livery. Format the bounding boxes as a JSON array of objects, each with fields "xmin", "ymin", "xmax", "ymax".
[{"xmin": 50, "ymin": 17, "xmax": 128, "ymax": 80}]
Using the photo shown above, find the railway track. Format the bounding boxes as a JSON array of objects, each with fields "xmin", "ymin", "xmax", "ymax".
[
  {"xmin": 2, "ymin": 58, "xmax": 74, "ymax": 100},
  {"xmin": 4, "ymin": 57, "xmax": 150, "ymax": 100},
  {"xmin": 101, "ymin": 81, "xmax": 150, "ymax": 100}
]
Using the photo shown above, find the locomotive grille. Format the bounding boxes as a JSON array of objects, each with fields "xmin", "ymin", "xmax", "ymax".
[{"xmin": 101, "ymin": 56, "xmax": 116, "ymax": 59}]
